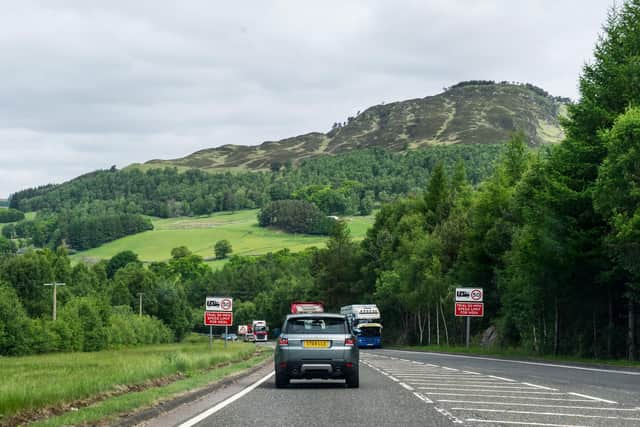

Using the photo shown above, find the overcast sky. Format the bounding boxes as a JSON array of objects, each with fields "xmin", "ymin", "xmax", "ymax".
[{"xmin": 0, "ymin": 0, "xmax": 614, "ymax": 198}]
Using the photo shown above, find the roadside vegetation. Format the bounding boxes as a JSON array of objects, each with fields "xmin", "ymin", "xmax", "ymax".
[{"xmin": 0, "ymin": 337, "xmax": 265, "ymax": 425}]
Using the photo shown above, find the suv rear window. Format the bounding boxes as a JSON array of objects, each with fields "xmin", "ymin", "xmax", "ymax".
[{"xmin": 285, "ymin": 317, "xmax": 347, "ymax": 334}]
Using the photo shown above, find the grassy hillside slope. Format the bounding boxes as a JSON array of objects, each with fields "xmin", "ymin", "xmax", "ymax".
[
  {"xmin": 72, "ymin": 210, "xmax": 374, "ymax": 268},
  {"xmin": 138, "ymin": 82, "xmax": 567, "ymax": 172}
]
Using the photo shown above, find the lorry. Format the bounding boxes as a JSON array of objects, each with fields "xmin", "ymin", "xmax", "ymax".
[
  {"xmin": 290, "ymin": 301, "xmax": 325, "ymax": 314},
  {"xmin": 340, "ymin": 304, "xmax": 383, "ymax": 348},
  {"xmin": 252, "ymin": 320, "xmax": 269, "ymax": 342}
]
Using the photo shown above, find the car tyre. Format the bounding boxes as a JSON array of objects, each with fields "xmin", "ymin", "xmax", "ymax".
[
  {"xmin": 346, "ymin": 367, "xmax": 359, "ymax": 388},
  {"xmin": 275, "ymin": 371, "xmax": 290, "ymax": 388}
]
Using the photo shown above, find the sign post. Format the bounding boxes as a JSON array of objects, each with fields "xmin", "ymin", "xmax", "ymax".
[
  {"xmin": 455, "ymin": 288, "xmax": 483, "ymax": 348},
  {"xmin": 205, "ymin": 297, "xmax": 234, "ymax": 350}
]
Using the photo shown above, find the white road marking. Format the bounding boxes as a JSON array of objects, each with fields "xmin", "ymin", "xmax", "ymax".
[
  {"xmin": 382, "ymin": 348, "xmax": 640, "ymax": 376},
  {"xmin": 425, "ymin": 393, "xmax": 608, "ymax": 402},
  {"xmin": 434, "ymin": 406, "xmax": 464, "ymax": 424},
  {"xmin": 442, "ymin": 367, "xmax": 459, "ymax": 371},
  {"xmin": 388, "ymin": 375, "xmax": 400, "ymax": 382},
  {"xmin": 521, "ymin": 382, "xmax": 557, "ymax": 391},
  {"xmin": 568, "ymin": 392, "xmax": 617, "ymax": 404},
  {"xmin": 417, "ymin": 387, "xmax": 565, "ymax": 394},
  {"xmin": 465, "ymin": 419, "xmax": 588, "ymax": 427},
  {"xmin": 487, "ymin": 375, "xmax": 516, "ymax": 382},
  {"xmin": 412, "ymin": 392, "xmax": 433, "ymax": 403},
  {"xmin": 450, "ymin": 407, "xmax": 640, "ymax": 421},
  {"xmin": 413, "ymin": 383, "xmax": 539, "ymax": 389},
  {"xmin": 399, "ymin": 382, "xmax": 415, "ymax": 391},
  {"xmin": 437, "ymin": 400, "xmax": 640, "ymax": 411},
  {"xmin": 177, "ymin": 372, "xmax": 274, "ymax": 427},
  {"xmin": 463, "ymin": 370, "xmax": 481, "ymax": 375}
]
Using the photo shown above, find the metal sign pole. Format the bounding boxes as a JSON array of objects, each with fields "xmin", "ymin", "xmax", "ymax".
[
  {"xmin": 466, "ymin": 316, "xmax": 470, "ymax": 348},
  {"xmin": 209, "ymin": 325, "xmax": 213, "ymax": 349},
  {"xmin": 224, "ymin": 326, "xmax": 228, "ymax": 349}
]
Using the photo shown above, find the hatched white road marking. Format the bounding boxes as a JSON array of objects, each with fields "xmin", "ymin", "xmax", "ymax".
[
  {"xmin": 465, "ymin": 419, "xmax": 588, "ymax": 427},
  {"xmin": 567, "ymin": 392, "xmax": 617, "ymax": 404},
  {"xmin": 449, "ymin": 407, "xmax": 640, "ymax": 421},
  {"xmin": 362, "ymin": 352, "xmax": 633, "ymax": 427}
]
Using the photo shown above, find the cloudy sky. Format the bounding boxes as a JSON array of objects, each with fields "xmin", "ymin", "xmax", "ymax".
[{"xmin": 0, "ymin": 0, "xmax": 614, "ymax": 197}]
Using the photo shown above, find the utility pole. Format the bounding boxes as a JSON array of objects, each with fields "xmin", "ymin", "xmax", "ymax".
[
  {"xmin": 138, "ymin": 292, "xmax": 144, "ymax": 316},
  {"xmin": 44, "ymin": 282, "xmax": 66, "ymax": 320}
]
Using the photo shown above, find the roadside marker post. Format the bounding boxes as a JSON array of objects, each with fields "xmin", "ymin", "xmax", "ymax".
[{"xmin": 455, "ymin": 288, "xmax": 483, "ymax": 348}]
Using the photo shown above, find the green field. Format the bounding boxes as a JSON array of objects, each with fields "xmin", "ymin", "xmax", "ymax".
[
  {"xmin": 0, "ymin": 338, "xmax": 261, "ymax": 421},
  {"xmin": 72, "ymin": 210, "xmax": 374, "ymax": 267}
]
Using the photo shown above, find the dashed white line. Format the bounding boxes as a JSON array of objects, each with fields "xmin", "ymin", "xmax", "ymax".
[
  {"xmin": 567, "ymin": 392, "xmax": 617, "ymax": 404},
  {"xmin": 442, "ymin": 367, "xmax": 459, "ymax": 371},
  {"xmin": 434, "ymin": 406, "xmax": 464, "ymax": 424},
  {"xmin": 399, "ymin": 382, "xmax": 415, "ymax": 391},
  {"xmin": 412, "ymin": 392, "xmax": 433, "ymax": 403},
  {"xmin": 388, "ymin": 375, "xmax": 400, "ymax": 382}
]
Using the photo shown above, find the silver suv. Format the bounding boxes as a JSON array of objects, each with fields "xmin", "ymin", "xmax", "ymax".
[{"xmin": 274, "ymin": 313, "xmax": 359, "ymax": 388}]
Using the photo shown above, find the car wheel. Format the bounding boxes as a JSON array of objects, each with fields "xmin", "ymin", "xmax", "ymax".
[
  {"xmin": 275, "ymin": 371, "xmax": 290, "ymax": 388},
  {"xmin": 346, "ymin": 367, "xmax": 359, "ymax": 388}
]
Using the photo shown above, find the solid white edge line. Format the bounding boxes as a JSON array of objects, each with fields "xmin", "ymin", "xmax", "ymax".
[
  {"xmin": 178, "ymin": 372, "xmax": 275, "ymax": 427},
  {"xmin": 382, "ymin": 349, "xmax": 640, "ymax": 376},
  {"xmin": 465, "ymin": 418, "xmax": 588, "ymax": 427},
  {"xmin": 567, "ymin": 392, "xmax": 617, "ymax": 404},
  {"xmin": 521, "ymin": 382, "xmax": 557, "ymax": 391}
]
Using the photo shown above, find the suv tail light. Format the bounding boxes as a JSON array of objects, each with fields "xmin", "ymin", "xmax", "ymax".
[
  {"xmin": 278, "ymin": 337, "xmax": 288, "ymax": 346},
  {"xmin": 345, "ymin": 337, "xmax": 355, "ymax": 346}
]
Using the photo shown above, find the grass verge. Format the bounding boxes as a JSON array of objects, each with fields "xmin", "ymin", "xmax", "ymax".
[
  {"xmin": 28, "ymin": 351, "xmax": 271, "ymax": 427},
  {"xmin": 0, "ymin": 336, "xmax": 270, "ymax": 426},
  {"xmin": 391, "ymin": 345, "xmax": 640, "ymax": 368}
]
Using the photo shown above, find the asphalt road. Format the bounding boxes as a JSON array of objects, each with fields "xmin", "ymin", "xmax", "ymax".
[{"xmin": 140, "ymin": 348, "xmax": 640, "ymax": 427}]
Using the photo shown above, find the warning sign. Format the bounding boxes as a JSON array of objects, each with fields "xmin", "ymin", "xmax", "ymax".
[
  {"xmin": 204, "ymin": 311, "xmax": 233, "ymax": 326},
  {"xmin": 455, "ymin": 302, "xmax": 484, "ymax": 317}
]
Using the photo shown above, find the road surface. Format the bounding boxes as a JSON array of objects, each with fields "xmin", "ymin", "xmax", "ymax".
[{"xmin": 140, "ymin": 348, "xmax": 640, "ymax": 427}]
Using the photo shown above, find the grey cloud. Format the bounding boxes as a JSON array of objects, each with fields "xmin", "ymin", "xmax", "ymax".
[{"xmin": 0, "ymin": 0, "xmax": 613, "ymax": 196}]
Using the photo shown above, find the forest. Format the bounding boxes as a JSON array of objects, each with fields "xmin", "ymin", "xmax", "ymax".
[{"xmin": 1, "ymin": 2, "xmax": 640, "ymax": 361}]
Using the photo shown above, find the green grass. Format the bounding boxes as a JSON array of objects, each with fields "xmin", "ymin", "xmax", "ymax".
[
  {"xmin": 28, "ymin": 351, "xmax": 271, "ymax": 427},
  {"xmin": 0, "ymin": 337, "xmax": 263, "ymax": 421},
  {"xmin": 71, "ymin": 209, "xmax": 374, "ymax": 267},
  {"xmin": 394, "ymin": 345, "xmax": 640, "ymax": 368}
]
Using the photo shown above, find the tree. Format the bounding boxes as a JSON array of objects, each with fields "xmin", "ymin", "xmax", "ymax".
[
  {"xmin": 215, "ymin": 240, "xmax": 233, "ymax": 259},
  {"xmin": 171, "ymin": 246, "xmax": 193, "ymax": 259},
  {"xmin": 594, "ymin": 107, "xmax": 640, "ymax": 360},
  {"xmin": 0, "ymin": 283, "xmax": 32, "ymax": 355},
  {"xmin": 106, "ymin": 250, "xmax": 140, "ymax": 279}
]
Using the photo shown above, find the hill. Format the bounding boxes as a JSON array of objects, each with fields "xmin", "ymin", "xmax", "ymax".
[
  {"xmin": 139, "ymin": 81, "xmax": 568, "ymax": 171},
  {"xmin": 71, "ymin": 210, "xmax": 374, "ymax": 268},
  {"xmin": 0, "ymin": 199, "xmax": 8, "ymax": 208}
]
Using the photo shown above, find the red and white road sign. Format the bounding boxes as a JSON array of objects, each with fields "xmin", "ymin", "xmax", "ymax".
[
  {"xmin": 206, "ymin": 297, "xmax": 233, "ymax": 312},
  {"xmin": 204, "ymin": 311, "xmax": 233, "ymax": 326},
  {"xmin": 455, "ymin": 302, "xmax": 484, "ymax": 317},
  {"xmin": 455, "ymin": 288, "xmax": 483, "ymax": 302}
]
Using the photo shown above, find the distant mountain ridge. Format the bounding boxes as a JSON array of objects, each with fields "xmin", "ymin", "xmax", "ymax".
[{"xmin": 139, "ymin": 81, "xmax": 568, "ymax": 171}]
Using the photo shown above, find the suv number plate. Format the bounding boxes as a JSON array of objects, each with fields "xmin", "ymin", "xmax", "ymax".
[{"xmin": 303, "ymin": 340, "xmax": 330, "ymax": 348}]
